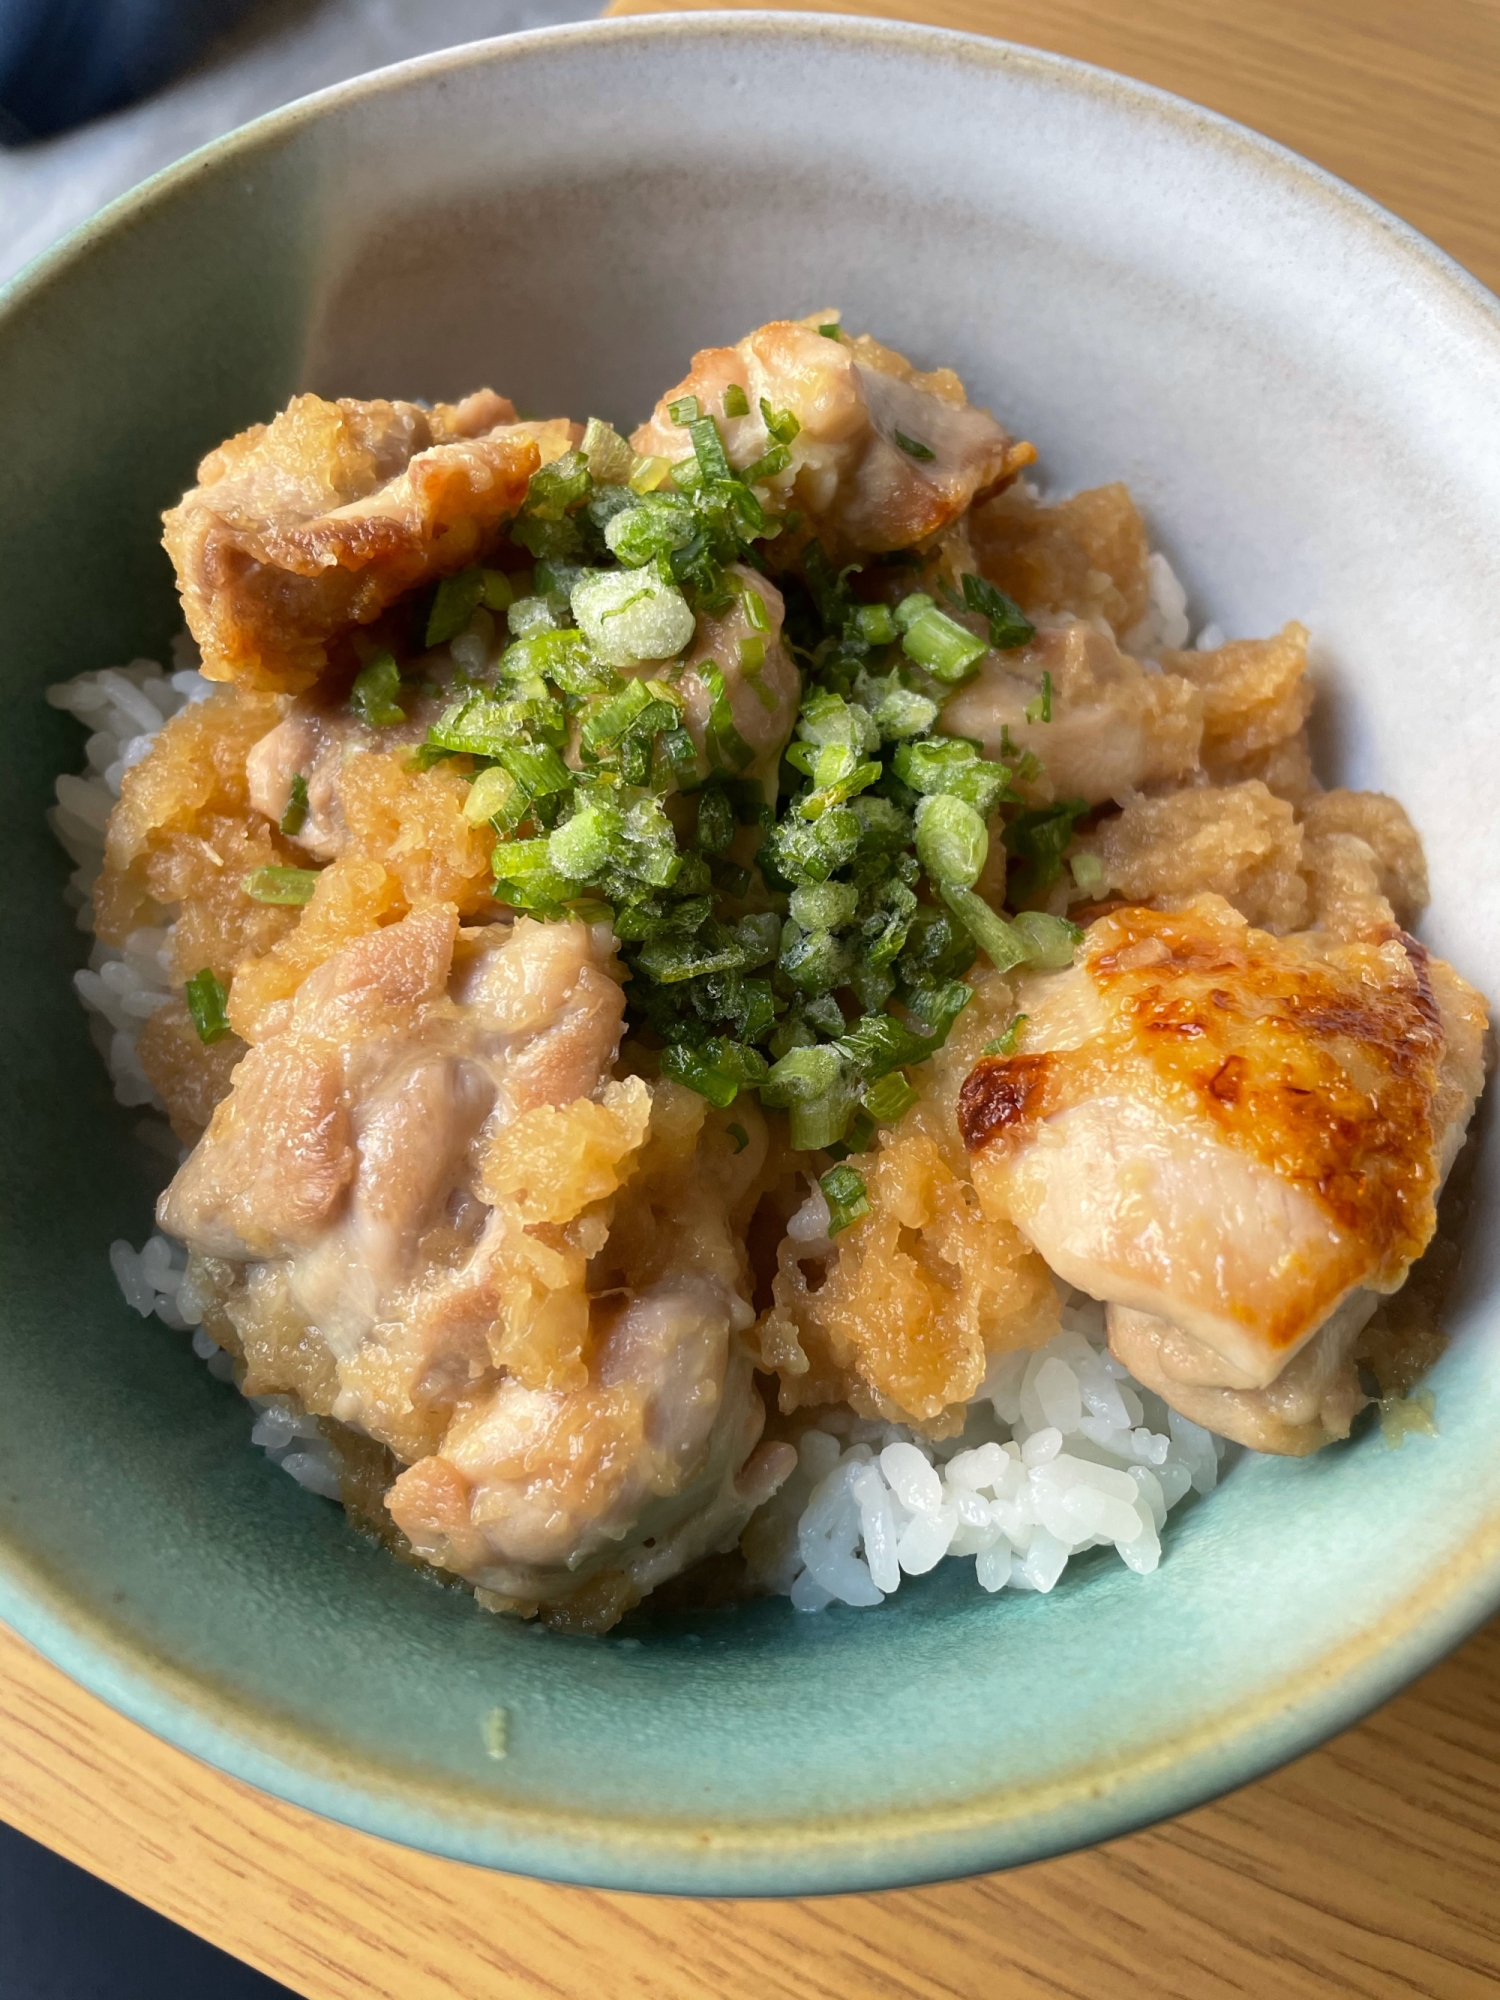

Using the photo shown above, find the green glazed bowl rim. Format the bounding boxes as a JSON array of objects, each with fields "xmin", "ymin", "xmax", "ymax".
[{"xmin": 4, "ymin": 13, "xmax": 1500, "ymax": 1895}]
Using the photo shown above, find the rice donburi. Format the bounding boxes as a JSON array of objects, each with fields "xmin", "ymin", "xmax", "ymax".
[{"xmin": 49, "ymin": 313, "xmax": 1489, "ymax": 1631}]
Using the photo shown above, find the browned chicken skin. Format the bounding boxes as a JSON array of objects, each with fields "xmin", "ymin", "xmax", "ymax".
[
  {"xmin": 163, "ymin": 391, "xmax": 575, "ymax": 694},
  {"xmin": 959, "ymin": 898, "xmax": 1487, "ymax": 1452}
]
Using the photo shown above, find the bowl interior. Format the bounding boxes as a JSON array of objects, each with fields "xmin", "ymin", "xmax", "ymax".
[{"xmin": 4, "ymin": 16, "xmax": 1500, "ymax": 1895}]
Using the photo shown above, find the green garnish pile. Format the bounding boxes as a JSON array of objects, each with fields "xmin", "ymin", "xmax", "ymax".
[{"xmin": 260, "ymin": 395, "xmax": 1095, "ymax": 1229}]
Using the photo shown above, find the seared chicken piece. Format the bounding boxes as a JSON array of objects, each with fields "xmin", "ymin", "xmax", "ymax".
[
  {"xmin": 632, "ymin": 317, "xmax": 1032, "ymax": 556},
  {"xmin": 164, "ymin": 391, "xmax": 575, "ymax": 694},
  {"xmin": 957, "ymin": 897, "xmax": 1486, "ymax": 1450},
  {"xmin": 161, "ymin": 906, "xmax": 787, "ymax": 1623},
  {"xmin": 940, "ymin": 620, "xmax": 1203, "ymax": 807},
  {"xmin": 671, "ymin": 566, "xmax": 800, "ymax": 794}
]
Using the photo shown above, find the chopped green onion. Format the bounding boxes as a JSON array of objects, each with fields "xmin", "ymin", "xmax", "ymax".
[
  {"xmin": 872, "ymin": 685, "xmax": 938, "ymax": 741},
  {"xmin": 893, "ymin": 591, "xmax": 933, "ymax": 632},
  {"xmin": 480, "ymin": 569, "xmax": 516, "ymax": 613},
  {"xmin": 629, "ymin": 453, "xmax": 673, "ymax": 494},
  {"xmin": 722, "ymin": 384, "xmax": 750, "ymax": 419},
  {"xmin": 1011, "ymin": 910, "xmax": 1082, "ymax": 968},
  {"xmin": 789, "ymin": 880, "xmax": 858, "ymax": 931},
  {"xmin": 666, "ymin": 394, "xmax": 701, "ymax": 426},
  {"xmin": 1024, "ymin": 670, "xmax": 1054, "ymax": 725},
  {"xmin": 855, "ymin": 603, "xmax": 897, "ymax": 646},
  {"xmin": 1004, "ymin": 799, "xmax": 1091, "ymax": 901},
  {"xmin": 700, "ymin": 663, "xmax": 755, "ymax": 772},
  {"xmin": 496, "ymin": 741, "xmax": 573, "ymax": 799},
  {"xmin": 893, "ymin": 429, "xmax": 936, "ymax": 462},
  {"xmin": 279, "ymin": 772, "xmax": 309, "ymax": 837},
  {"xmin": 572, "ymin": 568, "xmax": 695, "ymax": 666},
  {"xmin": 891, "ymin": 738, "xmax": 1011, "ymax": 816},
  {"xmin": 244, "ymin": 866, "xmax": 321, "ymax": 906},
  {"xmin": 463, "ymin": 763, "xmax": 526, "ymax": 829},
  {"xmin": 185, "ymin": 967, "xmax": 231, "ymax": 1045},
  {"xmin": 759, "ymin": 399, "xmax": 802, "ymax": 446},
  {"xmin": 862, "ymin": 1069, "xmax": 918, "ymax": 1124},
  {"xmin": 983, "ymin": 1014, "xmax": 1029, "ymax": 1058},
  {"xmin": 688, "ymin": 414, "xmax": 733, "ymax": 485},
  {"xmin": 694, "ymin": 786, "xmax": 736, "ymax": 856},
  {"xmin": 349, "ymin": 651, "xmax": 405, "ymax": 727},
  {"xmin": 725, "ymin": 1121, "xmax": 749, "ymax": 1153},
  {"xmin": 940, "ymin": 885, "xmax": 1030, "ymax": 973},
  {"xmin": 426, "ymin": 569, "xmax": 485, "ymax": 647},
  {"xmin": 915, "ymin": 793, "xmax": 988, "ymax": 889},
  {"xmin": 962, "ymin": 573, "xmax": 1035, "ymax": 650},
  {"xmin": 741, "ymin": 586, "xmax": 771, "ymax": 633},
  {"xmin": 739, "ymin": 444, "xmax": 792, "ymax": 485},
  {"xmin": 900, "ymin": 607, "xmax": 987, "ymax": 683},
  {"xmin": 1071, "ymin": 851, "xmax": 1107, "ymax": 897},
  {"xmin": 580, "ymin": 417, "xmax": 635, "ymax": 485},
  {"xmin": 638, "ymin": 933, "xmax": 745, "ymax": 984},
  {"xmin": 817, "ymin": 323, "xmax": 842, "ymax": 341},
  {"xmin": 524, "ymin": 450, "xmax": 591, "ymax": 521},
  {"xmin": 820, "ymin": 1163, "xmax": 871, "ymax": 1234}
]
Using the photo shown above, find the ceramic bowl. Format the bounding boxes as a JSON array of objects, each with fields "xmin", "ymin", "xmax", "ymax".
[{"xmin": 3, "ymin": 14, "xmax": 1500, "ymax": 1897}]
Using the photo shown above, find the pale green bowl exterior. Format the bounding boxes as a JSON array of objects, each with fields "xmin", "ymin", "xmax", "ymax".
[{"xmin": 3, "ymin": 15, "xmax": 1500, "ymax": 1896}]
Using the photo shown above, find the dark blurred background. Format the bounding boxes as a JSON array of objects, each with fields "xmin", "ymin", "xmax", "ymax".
[{"xmin": 0, "ymin": 0, "xmax": 594, "ymax": 283}]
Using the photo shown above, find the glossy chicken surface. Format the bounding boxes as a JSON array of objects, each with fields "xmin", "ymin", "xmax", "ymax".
[
  {"xmin": 959, "ymin": 897, "xmax": 1486, "ymax": 1446},
  {"xmin": 633, "ymin": 315, "xmax": 1033, "ymax": 557},
  {"xmin": 161, "ymin": 908, "xmax": 789, "ymax": 1622}
]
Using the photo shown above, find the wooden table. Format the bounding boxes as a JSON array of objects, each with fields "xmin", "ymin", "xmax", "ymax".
[{"xmin": 6, "ymin": 3, "xmax": 1500, "ymax": 1994}]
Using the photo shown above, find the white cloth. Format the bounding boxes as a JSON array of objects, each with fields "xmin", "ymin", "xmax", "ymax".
[{"xmin": 0, "ymin": 0, "xmax": 594, "ymax": 285}]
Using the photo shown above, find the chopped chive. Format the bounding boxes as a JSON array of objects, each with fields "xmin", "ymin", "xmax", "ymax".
[
  {"xmin": 688, "ymin": 414, "xmax": 732, "ymax": 484},
  {"xmin": 185, "ymin": 967, "xmax": 231, "ymax": 1045},
  {"xmin": 725, "ymin": 1121, "xmax": 749, "ymax": 1153},
  {"xmin": 900, "ymin": 606, "xmax": 987, "ymax": 683},
  {"xmin": 349, "ymin": 651, "xmax": 405, "ymax": 727},
  {"xmin": 580, "ymin": 416, "xmax": 634, "ymax": 485},
  {"xmin": 700, "ymin": 663, "xmax": 755, "ymax": 772},
  {"xmin": 628, "ymin": 453, "xmax": 673, "ymax": 494},
  {"xmin": 962, "ymin": 573, "xmax": 1035, "ymax": 650},
  {"xmin": 738, "ymin": 444, "xmax": 791, "ymax": 485},
  {"xmin": 479, "ymin": 569, "xmax": 516, "ymax": 614},
  {"xmin": 939, "ymin": 885, "xmax": 1030, "ymax": 973},
  {"xmin": 1011, "ymin": 910, "xmax": 1082, "ymax": 968},
  {"xmin": 820, "ymin": 1163, "xmax": 871, "ymax": 1234},
  {"xmin": 279, "ymin": 772, "xmax": 309, "ymax": 837},
  {"xmin": 426, "ymin": 568, "xmax": 485, "ymax": 647},
  {"xmin": 893, "ymin": 429, "xmax": 936, "ymax": 462},
  {"xmin": 982, "ymin": 1014, "xmax": 1029, "ymax": 1058},
  {"xmin": 741, "ymin": 587, "xmax": 770, "ymax": 633},
  {"xmin": 243, "ymin": 865, "xmax": 321, "ymax": 906},
  {"xmin": 817, "ymin": 323, "xmax": 842, "ymax": 341},
  {"xmin": 1024, "ymin": 670, "xmax": 1054, "ymax": 725},
  {"xmin": 462, "ymin": 763, "xmax": 525, "ymax": 830},
  {"xmin": 722, "ymin": 384, "xmax": 750, "ymax": 419},
  {"xmin": 915, "ymin": 793, "xmax": 988, "ymax": 889},
  {"xmin": 861, "ymin": 1069, "xmax": 917, "ymax": 1124},
  {"xmin": 666, "ymin": 394, "xmax": 701, "ymax": 426},
  {"xmin": 1071, "ymin": 851, "xmax": 1106, "ymax": 897},
  {"xmin": 855, "ymin": 602, "xmax": 896, "ymax": 646},
  {"xmin": 759, "ymin": 400, "xmax": 802, "ymax": 446}
]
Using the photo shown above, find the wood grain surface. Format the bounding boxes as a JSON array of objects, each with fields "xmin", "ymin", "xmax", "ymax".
[
  {"xmin": 6, "ymin": 3, "xmax": 1500, "ymax": 1995},
  {"xmin": 3, "ymin": 1615, "xmax": 1499, "ymax": 1998}
]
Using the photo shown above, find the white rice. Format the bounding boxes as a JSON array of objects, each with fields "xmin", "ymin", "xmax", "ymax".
[
  {"xmin": 49, "ymin": 540, "xmax": 1228, "ymax": 1584},
  {"xmin": 747, "ymin": 1296, "xmax": 1224, "ymax": 1612},
  {"xmin": 51, "ymin": 650, "xmax": 342, "ymax": 1502}
]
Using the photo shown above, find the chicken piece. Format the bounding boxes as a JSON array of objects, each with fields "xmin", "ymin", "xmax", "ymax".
[
  {"xmin": 669, "ymin": 566, "xmax": 800, "ymax": 795},
  {"xmin": 164, "ymin": 391, "xmax": 575, "ymax": 694},
  {"xmin": 632, "ymin": 317, "xmax": 1032, "ymax": 556},
  {"xmin": 162, "ymin": 909, "xmax": 788, "ymax": 1623},
  {"xmin": 939, "ymin": 620, "xmax": 1203, "ymax": 807},
  {"xmin": 1106, "ymin": 1290, "xmax": 1375, "ymax": 1456},
  {"xmin": 957, "ymin": 897, "xmax": 1487, "ymax": 1444},
  {"xmin": 968, "ymin": 481, "xmax": 1152, "ymax": 643}
]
